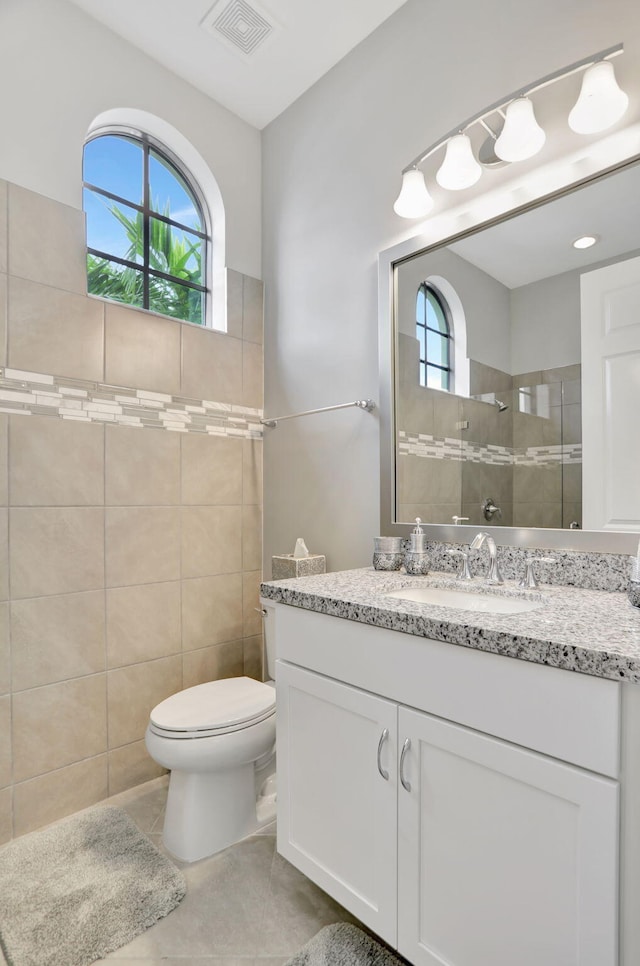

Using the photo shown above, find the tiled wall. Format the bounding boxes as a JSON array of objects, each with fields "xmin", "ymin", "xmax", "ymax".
[
  {"xmin": 0, "ymin": 180, "xmax": 264, "ymax": 843},
  {"xmin": 396, "ymin": 337, "xmax": 582, "ymax": 528}
]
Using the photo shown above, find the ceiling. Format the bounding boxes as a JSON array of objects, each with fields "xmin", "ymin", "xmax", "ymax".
[
  {"xmin": 449, "ymin": 161, "xmax": 640, "ymax": 289},
  {"xmin": 66, "ymin": 0, "xmax": 408, "ymax": 129}
]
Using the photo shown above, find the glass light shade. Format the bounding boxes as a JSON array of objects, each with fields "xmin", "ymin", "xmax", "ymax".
[
  {"xmin": 494, "ymin": 97, "xmax": 546, "ymax": 162},
  {"xmin": 393, "ymin": 169, "xmax": 433, "ymax": 218},
  {"xmin": 568, "ymin": 60, "xmax": 629, "ymax": 134},
  {"xmin": 435, "ymin": 134, "xmax": 482, "ymax": 191}
]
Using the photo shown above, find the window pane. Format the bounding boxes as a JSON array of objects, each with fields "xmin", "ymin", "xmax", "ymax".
[
  {"xmin": 417, "ymin": 325, "xmax": 426, "ymax": 361},
  {"xmin": 149, "ymin": 150, "xmax": 201, "ymax": 230},
  {"xmin": 83, "ymin": 135, "xmax": 143, "ymax": 204},
  {"xmin": 426, "ymin": 290, "xmax": 448, "ymax": 333},
  {"xmin": 148, "ymin": 218, "xmax": 204, "ymax": 285},
  {"xmin": 149, "ymin": 276, "xmax": 204, "ymax": 325},
  {"xmin": 426, "ymin": 366, "xmax": 448, "ymax": 391},
  {"xmin": 86, "ymin": 255, "xmax": 144, "ymax": 307},
  {"xmin": 426, "ymin": 329, "xmax": 449, "ymax": 368},
  {"xmin": 84, "ymin": 189, "xmax": 143, "ymax": 263},
  {"xmin": 419, "ymin": 362, "xmax": 426, "ymax": 386}
]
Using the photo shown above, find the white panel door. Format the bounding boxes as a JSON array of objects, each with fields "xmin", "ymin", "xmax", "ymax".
[
  {"xmin": 581, "ymin": 255, "xmax": 640, "ymax": 530},
  {"xmin": 397, "ymin": 707, "xmax": 618, "ymax": 966},
  {"xmin": 276, "ymin": 661, "xmax": 398, "ymax": 945}
]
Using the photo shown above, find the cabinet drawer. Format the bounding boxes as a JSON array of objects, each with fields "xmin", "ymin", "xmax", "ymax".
[{"xmin": 270, "ymin": 603, "xmax": 620, "ymax": 778}]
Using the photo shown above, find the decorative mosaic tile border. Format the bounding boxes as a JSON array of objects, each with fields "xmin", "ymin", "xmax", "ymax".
[
  {"xmin": 0, "ymin": 368, "xmax": 264, "ymax": 438},
  {"xmin": 399, "ymin": 432, "xmax": 581, "ymax": 467}
]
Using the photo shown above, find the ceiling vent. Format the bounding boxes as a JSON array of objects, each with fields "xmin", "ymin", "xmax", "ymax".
[{"xmin": 201, "ymin": 0, "xmax": 278, "ymax": 58}]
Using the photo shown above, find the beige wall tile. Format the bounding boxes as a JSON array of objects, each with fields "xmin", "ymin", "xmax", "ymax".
[
  {"xmin": 0, "ymin": 511, "xmax": 7, "ymax": 601},
  {"xmin": 243, "ymin": 635, "xmax": 264, "ymax": 681},
  {"xmin": 105, "ymin": 507, "xmax": 180, "ymax": 587},
  {"xmin": 182, "ymin": 640, "xmax": 244, "ymax": 690},
  {"xmin": 11, "ymin": 591, "xmax": 105, "ymax": 692},
  {"xmin": 105, "ymin": 425, "xmax": 180, "ymax": 506},
  {"xmin": 0, "ymin": 273, "xmax": 7, "ymax": 367},
  {"xmin": 243, "ymin": 275, "xmax": 263, "ymax": 345},
  {"xmin": 0, "ymin": 695, "xmax": 11, "ymax": 788},
  {"xmin": 107, "ymin": 581, "xmax": 181, "ymax": 669},
  {"xmin": 108, "ymin": 740, "xmax": 165, "ymax": 797},
  {"xmin": 0, "ymin": 603, "xmax": 8, "ymax": 695},
  {"xmin": 0, "ymin": 416, "xmax": 7, "ymax": 505},
  {"xmin": 181, "ymin": 326, "xmax": 242, "ymax": 402},
  {"xmin": 243, "ymin": 342, "xmax": 263, "ymax": 410},
  {"xmin": 0, "ymin": 181, "xmax": 7, "ymax": 274},
  {"xmin": 0, "ymin": 786, "xmax": 11, "ymax": 846},
  {"xmin": 8, "ymin": 276, "xmax": 104, "ymax": 380},
  {"xmin": 226, "ymin": 268, "xmax": 243, "ymax": 340},
  {"xmin": 9, "ymin": 415, "xmax": 104, "ymax": 506},
  {"xmin": 243, "ymin": 439, "xmax": 263, "ymax": 506},
  {"xmin": 181, "ymin": 506, "xmax": 242, "ymax": 579},
  {"xmin": 107, "ymin": 655, "xmax": 181, "ymax": 748},
  {"xmin": 13, "ymin": 755, "xmax": 108, "ymax": 838},
  {"xmin": 243, "ymin": 505, "xmax": 262, "ymax": 572},
  {"xmin": 181, "ymin": 434, "xmax": 242, "ymax": 506},
  {"xmin": 105, "ymin": 303, "xmax": 181, "ymax": 395},
  {"xmin": 13, "ymin": 674, "xmax": 107, "ymax": 782},
  {"xmin": 243, "ymin": 571, "xmax": 262, "ymax": 638},
  {"xmin": 8, "ymin": 184, "xmax": 86, "ymax": 295},
  {"xmin": 181, "ymin": 573, "xmax": 243, "ymax": 651},
  {"xmin": 10, "ymin": 507, "xmax": 104, "ymax": 599}
]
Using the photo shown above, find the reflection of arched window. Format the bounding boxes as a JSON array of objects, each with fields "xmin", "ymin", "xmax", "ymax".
[{"xmin": 416, "ymin": 282, "xmax": 452, "ymax": 390}]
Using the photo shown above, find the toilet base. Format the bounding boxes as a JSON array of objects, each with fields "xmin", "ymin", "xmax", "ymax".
[{"xmin": 163, "ymin": 760, "xmax": 277, "ymax": 863}]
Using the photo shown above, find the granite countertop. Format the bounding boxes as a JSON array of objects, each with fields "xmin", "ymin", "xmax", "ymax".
[{"xmin": 260, "ymin": 568, "xmax": 640, "ymax": 684}]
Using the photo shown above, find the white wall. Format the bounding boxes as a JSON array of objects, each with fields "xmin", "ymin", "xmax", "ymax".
[
  {"xmin": 0, "ymin": 0, "xmax": 261, "ymax": 278},
  {"xmin": 262, "ymin": 0, "xmax": 640, "ymax": 572}
]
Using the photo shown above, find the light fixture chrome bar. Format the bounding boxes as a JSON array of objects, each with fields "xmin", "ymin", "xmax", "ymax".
[
  {"xmin": 261, "ymin": 399, "xmax": 376, "ymax": 428},
  {"xmin": 402, "ymin": 43, "xmax": 624, "ymax": 174}
]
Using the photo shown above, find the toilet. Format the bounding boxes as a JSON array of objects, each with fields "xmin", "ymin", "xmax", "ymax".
[{"xmin": 145, "ymin": 604, "xmax": 277, "ymax": 863}]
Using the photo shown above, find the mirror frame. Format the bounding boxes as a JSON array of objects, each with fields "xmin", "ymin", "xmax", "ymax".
[{"xmin": 378, "ymin": 151, "xmax": 640, "ymax": 553}]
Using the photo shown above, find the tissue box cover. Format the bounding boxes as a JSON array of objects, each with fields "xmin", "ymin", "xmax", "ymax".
[{"xmin": 272, "ymin": 554, "xmax": 326, "ymax": 579}]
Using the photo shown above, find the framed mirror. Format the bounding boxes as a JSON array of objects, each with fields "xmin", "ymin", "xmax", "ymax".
[{"xmin": 378, "ymin": 152, "xmax": 640, "ymax": 553}]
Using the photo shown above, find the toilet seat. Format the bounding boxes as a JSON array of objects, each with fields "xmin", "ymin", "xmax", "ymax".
[{"xmin": 149, "ymin": 677, "xmax": 276, "ymax": 740}]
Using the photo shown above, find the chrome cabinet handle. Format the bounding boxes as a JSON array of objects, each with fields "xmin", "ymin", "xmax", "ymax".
[
  {"xmin": 377, "ymin": 729, "xmax": 389, "ymax": 780},
  {"xmin": 400, "ymin": 738, "xmax": 411, "ymax": 792}
]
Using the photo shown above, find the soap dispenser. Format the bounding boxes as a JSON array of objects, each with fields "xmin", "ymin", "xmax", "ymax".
[
  {"xmin": 629, "ymin": 539, "xmax": 640, "ymax": 609},
  {"xmin": 404, "ymin": 518, "xmax": 430, "ymax": 575}
]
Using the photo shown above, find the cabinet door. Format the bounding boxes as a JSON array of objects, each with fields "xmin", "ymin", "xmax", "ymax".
[
  {"xmin": 277, "ymin": 660, "xmax": 398, "ymax": 945},
  {"xmin": 397, "ymin": 707, "xmax": 618, "ymax": 966}
]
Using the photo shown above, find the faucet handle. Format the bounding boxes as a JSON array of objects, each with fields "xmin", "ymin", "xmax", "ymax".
[
  {"xmin": 452, "ymin": 515, "xmax": 469, "ymax": 525},
  {"xmin": 447, "ymin": 548, "xmax": 473, "ymax": 581},
  {"xmin": 518, "ymin": 556, "xmax": 557, "ymax": 589}
]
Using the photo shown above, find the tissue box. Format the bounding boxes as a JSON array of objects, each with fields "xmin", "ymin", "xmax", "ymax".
[{"xmin": 272, "ymin": 554, "xmax": 326, "ymax": 579}]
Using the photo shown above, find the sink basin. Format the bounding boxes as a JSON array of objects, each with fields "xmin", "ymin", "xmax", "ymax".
[{"xmin": 385, "ymin": 586, "xmax": 541, "ymax": 614}]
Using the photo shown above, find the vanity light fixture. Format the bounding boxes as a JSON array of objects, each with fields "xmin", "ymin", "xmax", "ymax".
[
  {"xmin": 394, "ymin": 43, "xmax": 628, "ymax": 219},
  {"xmin": 572, "ymin": 235, "xmax": 598, "ymax": 249}
]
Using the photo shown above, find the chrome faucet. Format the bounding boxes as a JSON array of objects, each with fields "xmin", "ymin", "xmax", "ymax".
[{"xmin": 470, "ymin": 532, "xmax": 504, "ymax": 585}]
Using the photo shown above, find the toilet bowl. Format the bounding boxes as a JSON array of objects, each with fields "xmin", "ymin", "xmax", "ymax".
[{"xmin": 145, "ymin": 604, "xmax": 278, "ymax": 863}]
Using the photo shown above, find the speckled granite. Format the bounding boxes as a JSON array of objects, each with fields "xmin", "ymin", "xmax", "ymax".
[
  {"xmin": 261, "ymin": 568, "xmax": 640, "ymax": 684},
  {"xmin": 420, "ymin": 541, "xmax": 633, "ymax": 593}
]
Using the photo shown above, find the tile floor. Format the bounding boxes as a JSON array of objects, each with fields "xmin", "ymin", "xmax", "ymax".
[{"xmin": 1, "ymin": 776, "xmax": 357, "ymax": 966}]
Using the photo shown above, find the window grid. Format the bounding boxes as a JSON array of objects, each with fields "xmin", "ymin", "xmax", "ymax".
[
  {"xmin": 416, "ymin": 283, "xmax": 452, "ymax": 391},
  {"xmin": 83, "ymin": 132, "xmax": 209, "ymax": 322}
]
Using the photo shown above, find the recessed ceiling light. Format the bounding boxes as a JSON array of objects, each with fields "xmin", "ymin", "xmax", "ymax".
[{"xmin": 572, "ymin": 235, "xmax": 598, "ymax": 249}]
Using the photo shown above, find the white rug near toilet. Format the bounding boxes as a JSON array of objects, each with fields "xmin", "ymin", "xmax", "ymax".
[
  {"xmin": 284, "ymin": 923, "xmax": 405, "ymax": 966},
  {"xmin": 0, "ymin": 806, "xmax": 185, "ymax": 966}
]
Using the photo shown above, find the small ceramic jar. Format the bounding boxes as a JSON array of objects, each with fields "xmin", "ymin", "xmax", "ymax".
[{"xmin": 373, "ymin": 551, "xmax": 404, "ymax": 571}]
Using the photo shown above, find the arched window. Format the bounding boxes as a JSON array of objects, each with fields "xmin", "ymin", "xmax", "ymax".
[
  {"xmin": 416, "ymin": 282, "xmax": 452, "ymax": 390},
  {"xmin": 83, "ymin": 131, "xmax": 210, "ymax": 326}
]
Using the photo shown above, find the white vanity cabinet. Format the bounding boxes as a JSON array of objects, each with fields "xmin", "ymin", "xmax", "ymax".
[{"xmin": 271, "ymin": 602, "xmax": 624, "ymax": 966}]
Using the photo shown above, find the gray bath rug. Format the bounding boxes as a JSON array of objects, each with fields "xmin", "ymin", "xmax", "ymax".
[
  {"xmin": 284, "ymin": 923, "xmax": 405, "ymax": 966},
  {"xmin": 0, "ymin": 805, "xmax": 186, "ymax": 966}
]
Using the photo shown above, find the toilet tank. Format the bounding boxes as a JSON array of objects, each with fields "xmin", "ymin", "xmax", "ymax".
[{"xmin": 261, "ymin": 602, "xmax": 276, "ymax": 681}]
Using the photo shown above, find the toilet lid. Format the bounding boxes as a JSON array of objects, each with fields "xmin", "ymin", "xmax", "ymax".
[{"xmin": 150, "ymin": 677, "xmax": 276, "ymax": 734}]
